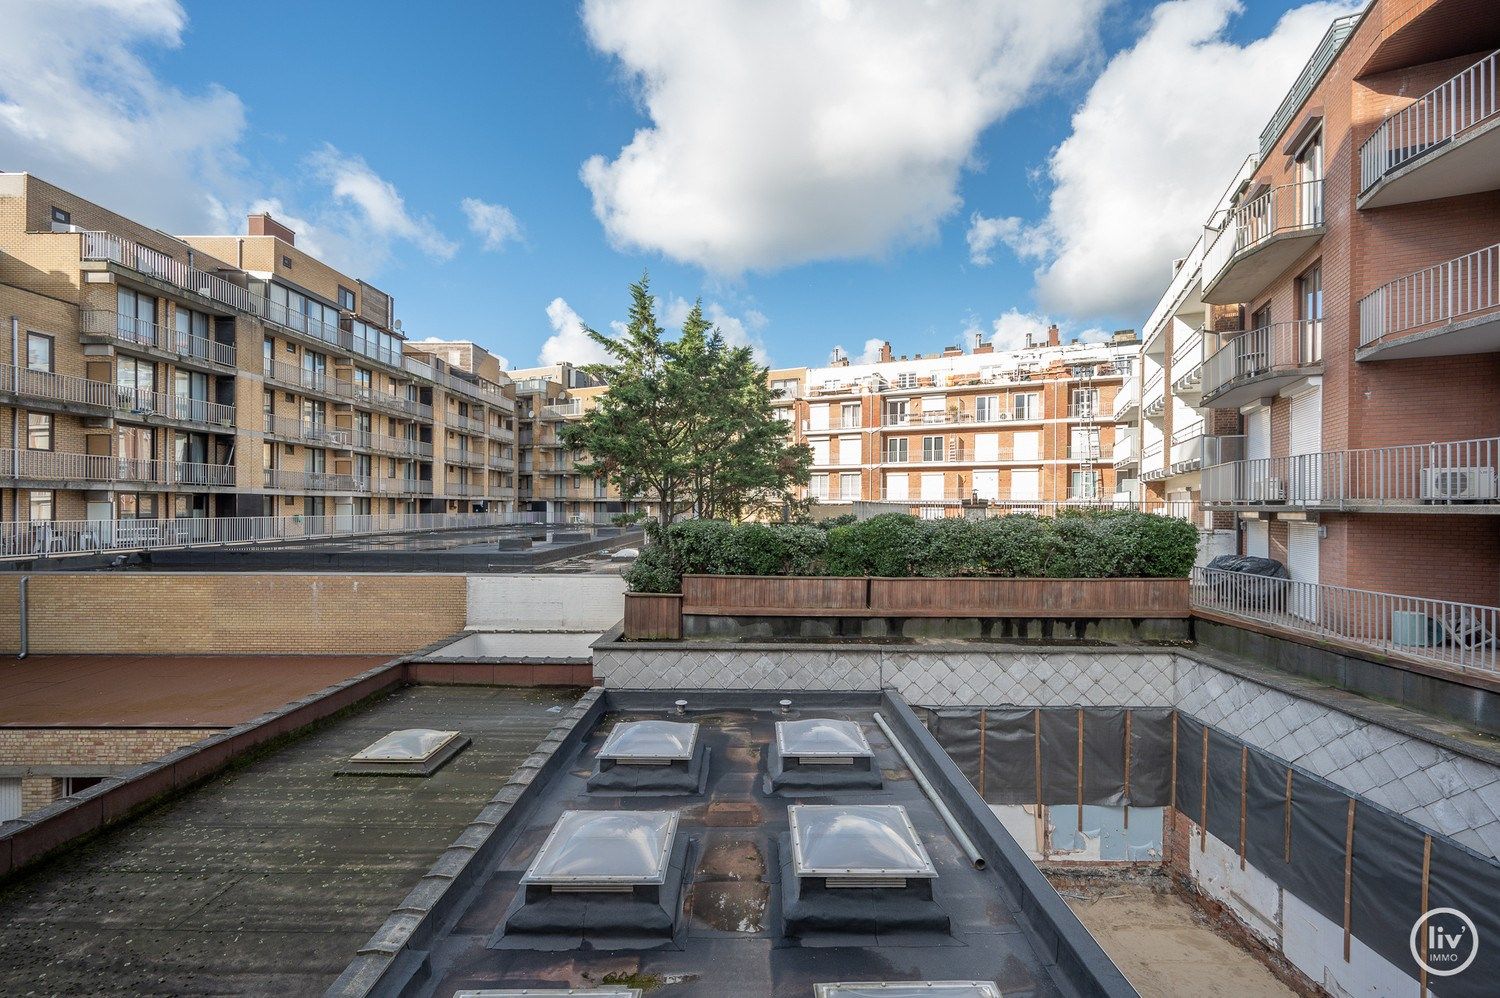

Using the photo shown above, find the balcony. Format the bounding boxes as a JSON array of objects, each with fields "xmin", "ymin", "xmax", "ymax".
[
  {"xmin": 1169, "ymin": 327, "xmax": 1208, "ymax": 401},
  {"xmin": 1067, "ymin": 401, "xmax": 1102, "ymax": 420},
  {"xmin": 804, "ymin": 416, "xmax": 864, "ymax": 431},
  {"xmin": 264, "ymin": 469, "xmax": 358, "ymax": 492},
  {"xmin": 1168, "ymin": 420, "xmax": 1206, "ymax": 469},
  {"xmin": 445, "ymin": 447, "xmax": 485, "ymax": 467},
  {"xmin": 81, "ymin": 309, "xmax": 236, "ymax": 370},
  {"xmin": 1357, "ymin": 242, "xmax": 1500, "ymax": 360},
  {"xmin": 1, "ymin": 449, "xmax": 233, "ymax": 488},
  {"xmin": 262, "ymin": 357, "xmax": 359, "ymax": 402},
  {"xmin": 1141, "ymin": 439, "xmax": 1163, "ymax": 471},
  {"xmin": 1141, "ymin": 370, "xmax": 1165, "ymax": 421},
  {"xmin": 1192, "ymin": 568, "xmax": 1500, "ymax": 676},
  {"xmin": 1359, "ymin": 50, "xmax": 1500, "ymax": 209},
  {"xmin": 488, "ymin": 452, "xmax": 514, "ymax": 470},
  {"xmin": 542, "ymin": 400, "xmax": 584, "ymax": 419},
  {"xmin": 1202, "ymin": 436, "xmax": 1500, "ymax": 512},
  {"xmin": 447, "ymin": 412, "xmax": 487, "ymax": 434},
  {"xmin": 357, "ymin": 432, "xmax": 422, "ymax": 457},
  {"xmin": 1200, "ymin": 321, "xmax": 1322, "ymax": 409},
  {"xmin": 1112, "ymin": 434, "xmax": 1136, "ymax": 469},
  {"xmin": 80, "ymin": 231, "xmax": 258, "ymax": 317},
  {"xmin": 1111, "ymin": 380, "xmax": 1138, "ymax": 422},
  {"xmin": 0, "ymin": 365, "xmax": 235, "ymax": 428},
  {"xmin": 443, "ymin": 481, "xmax": 487, "ymax": 497},
  {"xmin": 264, "ymin": 415, "xmax": 352, "ymax": 448},
  {"xmin": 1201, "ymin": 180, "xmax": 1324, "ymax": 305}
]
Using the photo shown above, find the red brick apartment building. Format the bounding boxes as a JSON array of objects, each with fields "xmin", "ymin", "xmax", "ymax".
[
  {"xmin": 1150, "ymin": 0, "xmax": 1500, "ymax": 617},
  {"xmin": 771, "ymin": 327, "xmax": 1142, "ymax": 513}
]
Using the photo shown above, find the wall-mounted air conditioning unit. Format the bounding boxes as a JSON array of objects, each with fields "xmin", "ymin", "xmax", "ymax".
[{"xmin": 1421, "ymin": 467, "xmax": 1499, "ymax": 502}]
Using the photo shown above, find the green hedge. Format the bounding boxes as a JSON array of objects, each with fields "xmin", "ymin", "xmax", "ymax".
[{"xmin": 624, "ymin": 511, "xmax": 1198, "ymax": 593}]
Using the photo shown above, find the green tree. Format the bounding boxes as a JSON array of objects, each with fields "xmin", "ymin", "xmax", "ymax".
[{"xmin": 562, "ymin": 274, "xmax": 809, "ymax": 530}]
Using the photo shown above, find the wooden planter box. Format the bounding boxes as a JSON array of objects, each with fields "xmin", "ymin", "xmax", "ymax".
[
  {"xmin": 682, "ymin": 575, "xmax": 868, "ymax": 616},
  {"xmin": 679, "ymin": 574, "xmax": 1189, "ymax": 619},
  {"xmin": 623, "ymin": 592, "xmax": 684, "ymax": 640}
]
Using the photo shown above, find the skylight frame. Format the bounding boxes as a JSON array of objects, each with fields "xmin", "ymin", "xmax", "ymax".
[
  {"xmin": 788, "ymin": 804, "xmax": 937, "ymax": 880},
  {"xmin": 813, "ymin": 984, "xmax": 1002, "ymax": 998},
  {"xmin": 776, "ymin": 718, "xmax": 874, "ymax": 760},
  {"xmin": 598, "ymin": 719, "xmax": 699, "ymax": 764},
  {"xmin": 349, "ymin": 728, "xmax": 461, "ymax": 763},
  {"xmin": 521, "ymin": 810, "xmax": 680, "ymax": 887}
]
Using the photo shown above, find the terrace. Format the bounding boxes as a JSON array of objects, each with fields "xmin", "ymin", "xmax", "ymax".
[
  {"xmin": 1357, "ymin": 241, "xmax": 1500, "ymax": 360},
  {"xmin": 1200, "ymin": 320, "xmax": 1322, "ymax": 409},
  {"xmin": 1201, "ymin": 180, "xmax": 1325, "ymax": 305},
  {"xmin": 0, "ymin": 364, "xmax": 235, "ymax": 428}
]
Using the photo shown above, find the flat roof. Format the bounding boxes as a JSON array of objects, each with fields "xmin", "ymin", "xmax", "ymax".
[
  {"xmin": 0, "ymin": 654, "xmax": 390, "ymax": 727},
  {"xmin": 0, "ymin": 684, "xmax": 581, "ymax": 996},
  {"xmin": 376, "ymin": 694, "xmax": 1129, "ymax": 996}
]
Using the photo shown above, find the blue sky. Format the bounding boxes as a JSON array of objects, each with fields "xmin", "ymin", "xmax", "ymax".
[{"xmin": 0, "ymin": 0, "xmax": 1357, "ymax": 369}]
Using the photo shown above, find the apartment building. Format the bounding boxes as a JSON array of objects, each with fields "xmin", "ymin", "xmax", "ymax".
[
  {"xmin": 0, "ymin": 173, "xmax": 517, "ymax": 552},
  {"xmin": 776, "ymin": 328, "xmax": 1140, "ymax": 512},
  {"xmin": 1136, "ymin": 0, "xmax": 1500, "ymax": 613}
]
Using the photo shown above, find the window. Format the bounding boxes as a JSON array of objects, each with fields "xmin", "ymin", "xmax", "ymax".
[
  {"xmin": 884, "ymin": 399, "xmax": 908, "ymax": 425},
  {"xmin": 1013, "ymin": 392, "xmax": 1039, "ymax": 421},
  {"xmin": 1070, "ymin": 427, "xmax": 1100, "ymax": 459},
  {"xmin": 1070, "ymin": 470, "xmax": 1102, "ymax": 500},
  {"xmin": 1298, "ymin": 265, "xmax": 1323, "ymax": 323},
  {"xmin": 117, "ymin": 357, "xmax": 155, "ymax": 409},
  {"xmin": 306, "ymin": 448, "xmax": 326, "ymax": 473},
  {"xmin": 353, "ymin": 368, "xmax": 372, "ymax": 400},
  {"xmin": 338, "ymin": 286, "xmax": 356, "ymax": 310},
  {"xmin": 26, "ymin": 413, "xmax": 52, "ymax": 450},
  {"xmin": 839, "ymin": 403, "xmax": 860, "ymax": 428},
  {"xmin": 886, "ymin": 438, "xmax": 909, "ymax": 463},
  {"xmin": 975, "ymin": 395, "xmax": 999, "ymax": 422},
  {"xmin": 1295, "ymin": 131, "xmax": 1323, "ymax": 225},
  {"xmin": 118, "ymin": 493, "xmax": 158, "ymax": 519},
  {"xmin": 116, "ymin": 288, "xmax": 156, "ymax": 343},
  {"xmin": 301, "ymin": 398, "xmax": 326, "ymax": 428},
  {"xmin": 28, "ymin": 490, "xmax": 54, "ymax": 522},
  {"xmin": 896, "ymin": 373, "xmax": 917, "ymax": 389},
  {"xmin": 302, "ymin": 349, "xmax": 327, "ymax": 387},
  {"xmin": 26, "ymin": 332, "xmax": 53, "ymax": 373},
  {"xmin": 50, "ymin": 206, "xmax": 71, "ymax": 230},
  {"xmin": 840, "ymin": 473, "xmax": 860, "ymax": 500},
  {"xmin": 263, "ymin": 389, "xmax": 275, "ymax": 424},
  {"xmin": 1251, "ymin": 304, "xmax": 1272, "ymax": 332},
  {"xmin": 174, "ymin": 370, "xmax": 209, "ymax": 422},
  {"xmin": 922, "ymin": 435, "xmax": 944, "ymax": 463},
  {"xmin": 173, "ymin": 307, "xmax": 210, "ymax": 359},
  {"xmin": 810, "ymin": 474, "xmax": 830, "ymax": 500},
  {"xmin": 62, "ymin": 776, "xmax": 103, "ymax": 796},
  {"xmin": 1071, "ymin": 388, "xmax": 1099, "ymax": 417}
]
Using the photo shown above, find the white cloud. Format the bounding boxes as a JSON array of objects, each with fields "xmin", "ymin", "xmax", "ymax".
[
  {"xmin": 579, "ymin": 0, "xmax": 1107, "ymax": 274},
  {"xmin": 988, "ymin": 309, "xmax": 1052, "ymax": 351},
  {"xmin": 0, "ymin": 0, "xmax": 245, "ymax": 232},
  {"xmin": 461, "ymin": 197, "xmax": 524, "ymax": 251},
  {"xmin": 980, "ymin": 0, "xmax": 1361, "ymax": 319},
  {"xmin": 830, "ymin": 337, "xmax": 889, "ymax": 365},
  {"xmin": 967, "ymin": 212, "xmax": 1048, "ymax": 265},
  {"xmin": 540, "ymin": 297, "xmax": 613, "ymax": 366},
  {"xmin": 310, "ymin": 145, "xmax": 457, "ymax": 261}
]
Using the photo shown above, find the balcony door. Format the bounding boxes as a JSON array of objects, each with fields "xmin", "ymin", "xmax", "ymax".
[
  {"xmin": 1295, "ymin": 132, "xmax": 1323, "ymax": 227},
  {"xmin": 1288, "ymin": 386, "xmax": 1323, "ymax": 504},
  {"xmin": 1287, "ymin": 521, "xmax": 1320, "ymax": 622}
]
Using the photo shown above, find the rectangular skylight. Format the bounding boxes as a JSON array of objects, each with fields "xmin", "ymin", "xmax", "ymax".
[
  {"xmin": 814, "ymin": 984, "xmax": 1001, "ymax": 998},
  {"xmin": 350, "ymin": 728, "xmax": 460, "ymax": 763},
  {"xmin": 777, "ymin": 718, "xmax": 873, "ymax": 762},
  {"xmin": 454, "ymin": 989, "xmax": 643, "ymax": 997},
  {"xmin": 598, "ymin": 719, "xmax": 699, "ymax": 764},
  {"xmin": 522, "ymin": 810, "xmax": 679, "ymax": 887},
  {"xmin": 789, "ymin": 804, "xmax": 936, "ymax": 880}
]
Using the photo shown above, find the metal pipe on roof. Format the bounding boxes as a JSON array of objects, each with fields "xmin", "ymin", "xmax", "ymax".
[{"xmin": 873, "ymin": 711, "xmax": 985, "ymax": 870}]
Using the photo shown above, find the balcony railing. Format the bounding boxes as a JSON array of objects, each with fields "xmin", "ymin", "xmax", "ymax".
[
  {"xmin": 880, "ymin": 450, "xmax": 978, "ymax": 465},
  {"xmin": 1068, "ymin": 401, "xmax": 1102, "ymax": 419},
  {"xmin": 0, "ymin": 509, "xmax": 537, "ymax": 561},
  {"xmin": 264, "ymin": 415, "xmax": 352, "ymax": 447},
  {"xmin": 445, "ymin": 447, "xmax": 484, "ymax": 466},
  {"xmin": 261, "ymin": 357, "xmax": 360, "ymax": 402},
  {"xmin": 1112, "ymin": 380, "xmax": 1139, "ymax": 420},
  {"xmin": 1192, "ymin": 567, "xmax": 1499, "ymax": 675},
  {"xmin": 1360, "ymin": 50, "xmax": 1499, "ymax": 193},
  {"xmin": 1202, "ymin": 436, "xmax": 1500, "ymax": 510},
  {"xmin": 355, "ymin": 431, "xmax": 422, "ymax": 456},
  {"xmin": 443, "ymin": 481, "xmax": 487, "ymax": 497},
  {"xmin": 1141, "ymin": 440, "xmax": 1163, "ymax": 464},
  {"xmin": 81, "ymin": 231, "xmax": 258, "ymax": 316},
  {"xmin": 1201, "ymin": 321, "xmax": 1322, "ymax": 403},
  {"xmin": 264, "ymin": 469, "xmax": 358, "ymax": 491},
  {"xmin": 1112, "ymin": 435, "xmax": 1136, "ymax": 466},
  {"xmin": 543, "ymin": 401, "xmax": 584, "ymax": 419},
  {"xmin": 1358, "ymin": 242, "xmax": 1499, "ymax": 350},
  {"xmin": 447, "ymin": 412, "xmax": 487, "ymax": 434},
  {"xmin": 1203, "ymin": 180, "xmax": 1324, "ymax": 289},
  {"xmin": 806, "ymin": 417, "xmax": 864, "ymax": 430},
  {"xmin": 1, "ymin": 365, "xmax": 235, "ymax": 426},
  {"xmin": 488, "ymin": 452, "xmax": 513, "ymax": 469},
  {"xmin": 1, "ymin": 449, "xmax": 233, "ymax": 487},
  {"xmin": 81, "ymin": 310, "xmax": 236, "ymax": 368}
]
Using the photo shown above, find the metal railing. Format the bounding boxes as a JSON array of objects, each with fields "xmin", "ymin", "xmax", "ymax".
[
  {"xmin": 264, "ymin": 415, "xmax": 352, "ymax": 447},
  {"xmin": 355, "ymin": 431, "xmax": 422, "ymax": 456},
  {"xmin": 1358, "ymin": 241, "xmax": 1499, "ymax": 349},
  {"xmin": 0, "ymin": 509, "xmax": 539, "ymax": 561},
  {"xmin": 1192, "ymin": 567, "xmax": 1499, "ymax": 675},
  {"xmin": 262, "ymin": 357, "xmax": 359, "ymax": 401},
  {"xmin": 81, "ymin": 231, "xmax": 258, "ymax": 316},
  {"xmin": 1141, "ymin": 370, "xmax": 1164, "ymax": 412},
  {"xmin": 1, "ymin": 448, "xmax": 233, "ymax": 487},
  {"xmin": 1202, "ymin": 321, "xmax": 1322, "ymax": 400},
  {"xmin": 1, "ymin": 365, "xmax": 232, "ymax": 425},
  {"xmin": 444, "ymin": 481, "xmax": 486, "ymax": 497},
  {"xmin": 1203, "ymin": 436, "xmax": 1500, "ymax": 508},
  {"xmin": 1141, "ymin": 440, "xmax": 1163, "ymax": 463},
  {"xmin": 264, "ymin": 468, "xmax": 358, "ymax": 491},
  {"xmin": 446, "ymin": 412, "xmax": 487, "ymax": 434},
  {"xmin": 1360, "ymin": 50, "xmax": 1499, "ymax": 192},
  {"xmin": 1068, "ymin": 401, "xmax": 1102, "ymax": 419},
  {"xmin": 1112, "ymin": 436, "xmax": 1136, "ymax": 465},
  {"xmin": 543, "ymin": 401, "xmax": 584, "ymax": 418},
  {"xmin": 806, "ymin": 416, "xmax": 865, "ymax": 430},
  {"xmin": 855, "ymin": 496, "xmax": 1202, "ymax": 518},
  {"xmin": 1112, "ymin": 380, "xmax": 1138, "ymax": 419},
  {"xmin": 445, "ymin": 447, "xmax": 484, "ymax": 466},
  {"xmin": 1203, "ymin": 179, "xmax": 1324, "ymax": 284},
  {"xmin": 1171, "ymin": 326, "xmax": 1206, "ymax": 373},
  {"xmin": 81, "ymin": 310, "xmax": 237, "ymax": 368}
]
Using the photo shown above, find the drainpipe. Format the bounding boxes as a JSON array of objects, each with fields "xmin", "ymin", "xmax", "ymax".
[
  {"xmin": 17, "ymin": 575, "xmax": 28, "ymax": 658},
  {"xmin": 10, "ymin": 317, "xmax": 18, "ymax": 481},
  {"xmin": 873, "ymin": 712, "xmax": 986, "ymax": 870}
]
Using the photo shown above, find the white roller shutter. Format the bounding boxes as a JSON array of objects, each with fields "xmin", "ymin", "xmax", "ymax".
[
  {"xmin": 810, "ymin": 439, "xmax": 829, "ymax": 466},
  {"xmin": 809, "ymin": 404, "xmax": 829, "ymax": 430},
  {"xmin": 1287, "ymin": 521, "xmax": 1320, "ymax": 620},
  {"xmin": 972, "ymin": 469, "xmax": 999, "ymax": 500},
  {"xmin": 1010, "ymin": 468, "xmax": 1040, "ymax": 500},
  {"xmin": 974, "ymin": 433, "xmax": 999, "ymax": 462},
  {"xmin": 1288, "ymin": 386, "xmax": 1323, "ymax": 504},
  {"xmin": 0, "ymin": 778, "xmax": 19, "ymax": 822},
  {"xmin": 1013, "ymin": 431, "xmax": 1040, "ymax": 461},
  {"xmin": 1246, "ymin": 406, "xmax": 1270, "ymax": 462},
  {"xmin": 1245, "ymin": 519, "xmax": 1269, "ymax": 558},
  {"xmin": 920, "ymin": 473, "xmax": 945, "ymax": 499},
  {"xmin": 838, "ymin": 436, "xmax": 860, "ymax": 465},
  {"xmin": 885, "ymin": 474, "xmax": 909, "ymax": 500}
]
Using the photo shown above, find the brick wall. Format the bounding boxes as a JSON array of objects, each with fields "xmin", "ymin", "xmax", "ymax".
[
  {"xmin": 0, "ymin": 573, "xmax": 467, "ymax": 655},
  {"xmin": 3, "ymin": 726, "xmax": 210, "ymax": 816}
]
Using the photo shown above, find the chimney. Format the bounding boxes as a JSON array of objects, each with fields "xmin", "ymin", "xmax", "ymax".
[
  {"xmin": 942, "ymin": 344, "xmax": 963, "ymax": 358},
  {"xmin": 973, "ymin": 341, "xmax": 994, "ymax": 355},
  {"xmin": 878, "ymin": 341, "xmax": 893, "ymax": 363},
  {"xmin": 248, "ymin": 212, "xmax": 296, "ymax": 245},
  {"xmin": 1047, "ymin": 323, "xmax": 1061, "ymax": 347}
]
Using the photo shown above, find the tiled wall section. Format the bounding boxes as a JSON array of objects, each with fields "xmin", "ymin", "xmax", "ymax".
[{"xmin": 594, "ymin": 644, "xmax": 1500, "ymax": 859}]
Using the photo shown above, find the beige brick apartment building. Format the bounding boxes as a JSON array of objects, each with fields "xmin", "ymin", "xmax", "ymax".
[
  {"xmin": 0, "ymin": 173, "xmax": 518, "ymax": 550},
  {"xmin": 1123, "ymin": 0, "xmax": 1500, "ymax": 610},
  {"xmin": 774, "ymin": 328, "xmax": 1141, "ymax": 513}
]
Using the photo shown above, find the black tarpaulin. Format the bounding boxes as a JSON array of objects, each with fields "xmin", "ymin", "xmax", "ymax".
[
  {"xmin": 1126, "ymin": 707, "xmax": 1172, "ymax": 807},
  {"xmin": 1174, "ymin": 714, "xmax": 1204, "ymax": 827},
  {"xmin": 1348, "ymin": 798, "xmax": 1426, "ymax": 979},
  {"xmin": 1080, "ymin": 707, "xmax": 1127, "ymax": 807},
  {"xmin": 1038, "ymin": 708, "xmax": 1082, "ymax": 805},
  {"xmin": 1284, "ymin": 769, "xmax": 1351, "ymax": 926},
  {"xmin": 983, "ymin": 708, "xmax": 1039, "ymax": 805},
  {"xmin": 925, "ymin": 709, "xmax": 981, "ymax": 789},
  {"xmin": 1242, "ymin": 747, "xmax": 1289, "ymax": 875},
  {"xmin": 1428, "ymin": 836, "xmax": 1500, "ymax": 998},
  {"xmin": 1204, "ymin": 727, "xmax": 1243, "ymax": 848}
]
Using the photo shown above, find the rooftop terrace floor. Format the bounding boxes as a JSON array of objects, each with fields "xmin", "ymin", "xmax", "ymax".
[
  {"xmin": 0, "ymin": 655, "xmax": 390, "ymax": 727},
  {"xmin": 0, "ymin": 684, "xmax": 581, "ymax": 996}
]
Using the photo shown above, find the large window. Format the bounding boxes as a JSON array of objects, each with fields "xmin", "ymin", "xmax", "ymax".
[
  {"xmin": 921, "ymin": 435, "xmax": 945, "ymax": 463},
  {"xmin": 118, "ymin": 494, "xmax": 159, "ymax": 520},
  {"xmin": 26, "ymin": 413, "xmax": 52, "ymax": 450},
  {"xmin": 116, "ymin": 288, "xmax": 156, "ymax": 343},
  {"xmin": 1071, "ymin": 388, "xmax": 1099, "ymax": 417},
  {"xmin": 975, "ymin": 395, "xmax": 999, "ymax": 423},
  {"xmin": 884, "ymin": 399, "xmax": 908, "ymax": 425},
  {"xmin": 173, "ymin": 307, "xmax": 211, "ymax": 359},
  {"xmin": 840, "ymin": 473, "xmax": 860, "ymax": 500},
  {"xmin": 1012, "ymin": 392, "xmax": 1039, "ymax": 421},
  {"xmin": 117, "ymin": 356, "xmax": 155, "ymax": 405},
  {"xmin": 26, "ymin": 332, "xmax": 53, "ymax": 373},
  {"xmin": 29, "ymin": 490, "xmax": 54, "ymax": 522},
  {"xmin": 1070, "ymin": 470, "xmax": 1102, "ymax": 500},
  {"xmin": 886, "ymin": 438, "xmax": 909, "ymax": 463},
  {"xmin": 174, "ymin": 370, "xmax": 209, "ymax": 422}
]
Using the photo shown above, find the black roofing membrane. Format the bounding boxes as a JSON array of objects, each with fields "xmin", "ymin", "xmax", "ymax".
[{"xmin": 405, "ymin": 697, "xmax": 1100, "ymax": 997}]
